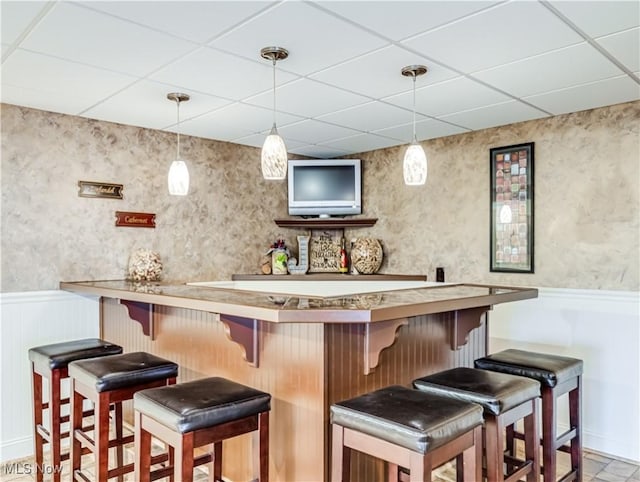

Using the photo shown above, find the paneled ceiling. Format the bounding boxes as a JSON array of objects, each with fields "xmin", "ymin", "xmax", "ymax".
[{"xmin": 2, "ymin": 0, "xmax": 639, "ymax": 158}]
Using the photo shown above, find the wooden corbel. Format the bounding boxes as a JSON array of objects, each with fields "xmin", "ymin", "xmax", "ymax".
[
  {"xmin": 363, "ymin": 318, "xmax": 409, "ymax": 375},
  {"xmin": 219, "ymin": 315, "xmax": 259, "ymax": 367},
  {"xmin": 449, "ymin": 306, "xmax": 489, "ymax": 350},
  {"xmin": 119, "ymin": 300, "xmax": 155, "ymax": 340}
]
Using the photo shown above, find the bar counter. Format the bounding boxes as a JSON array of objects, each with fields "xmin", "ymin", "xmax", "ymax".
[{"xmin": 60, "ymin": 278, "xmax": 537, "ymax": 481}]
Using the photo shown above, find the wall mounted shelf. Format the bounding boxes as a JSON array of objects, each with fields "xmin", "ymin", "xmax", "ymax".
[{"xmin": 274, "ymin": 218, "xmax": 377, "ymax": 229}]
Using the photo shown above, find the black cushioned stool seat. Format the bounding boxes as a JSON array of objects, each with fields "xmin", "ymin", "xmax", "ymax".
[
  {"xmin": 414, "ymin": 367, "xmax": 541, "ymax": 482},
  {"xmin": 28, "ymin": 338, "xmax": 122, "ymax": 482},
  {"xmin": 475, "ymin": 349, "xmax": 583, "ymax": 482},
  {"xmin": 133, "ymin": 377, "xmax": 271, "ymax": 482},
  {"xmin": 330, "ymin": 385, "xmax": 484, "ymax": 482},
  {"xmin": 68, "ymin": 351, "xmax": 178, "ymax": 482}
]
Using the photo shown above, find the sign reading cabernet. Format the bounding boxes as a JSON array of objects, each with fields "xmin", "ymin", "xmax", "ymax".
[{"xmin": 115, "ymin": 211, "xmax": 156, "ymax": 228}]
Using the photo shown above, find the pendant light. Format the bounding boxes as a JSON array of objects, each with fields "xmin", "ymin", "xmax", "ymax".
[
  {"xmin": 401, "ymin": 65, "xmax": 428, "ymax": 186},
  {"xmin": 167, "ymin": 92, "xmax": 190, "ymax": 196},
  {"xmin": 260, "ymin": 46, "xmax": 289, "ymax": 180}
]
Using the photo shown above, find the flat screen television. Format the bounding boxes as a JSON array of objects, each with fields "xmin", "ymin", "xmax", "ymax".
[{"xmin": 287, "ymin": 159, "xmax": 362, "ymax": 218}]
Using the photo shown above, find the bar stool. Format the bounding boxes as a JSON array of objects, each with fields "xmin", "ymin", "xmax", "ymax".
[
  {"xmin": 68, "ymin": 351, "xmax": 178, "ymax": 482},
  {"xmin": 330, "ymin": 385, "xmax": 484, "ymax": 481},
  {"xmin": 413, "ymin": 367, "xmax": 541, "ymax": 482},
  {"xmin": 29, "ymin": 338, "xmax": 123, "ymax": 482},
  {"xmin": 133, "ymin": 376, "xmax": 271, "ymax": 482},
  {"xmin": 475, "ymin": 349, "xmax": 583, "ymax": 482}
]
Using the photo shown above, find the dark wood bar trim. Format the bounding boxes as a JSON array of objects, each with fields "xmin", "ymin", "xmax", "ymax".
[
  {"xmin": 363, "ymin": 318, "xmax": 408, "ymax": 375},
  {"xmin": 449, "ymin": 306, "xmax": 490, "ymax": 350}
]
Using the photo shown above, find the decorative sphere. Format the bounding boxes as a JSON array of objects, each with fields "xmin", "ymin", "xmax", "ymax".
[{"xmin": 351, "ymin": 238, "xmax": 383, "ymax": 274}]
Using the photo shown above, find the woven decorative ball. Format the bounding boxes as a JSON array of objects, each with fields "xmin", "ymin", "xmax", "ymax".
[
  {"xmin": 127, "ymin": 248, "xmax": 163, "ymax": 281},
  {"xmin": 351, "ymin": 238, "xmax": 383, "ymax": 274}
]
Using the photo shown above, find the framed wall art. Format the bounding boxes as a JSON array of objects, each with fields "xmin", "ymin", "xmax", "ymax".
[{"xmin": 490, "ymin": 142, "xmax": 534, "ymax": 273}]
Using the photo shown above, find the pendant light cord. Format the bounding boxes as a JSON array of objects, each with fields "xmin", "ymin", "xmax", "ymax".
[
  {"xmin": 272, "ymin": 57, "xmax": 277, "ymax": 127},
  {"xmin": 176, "ymin": 98, "xmax": 181, "ymax": 159},
  {"xmin": 412, "ymin": 72, "xmax": 417, "ymax": 143}
]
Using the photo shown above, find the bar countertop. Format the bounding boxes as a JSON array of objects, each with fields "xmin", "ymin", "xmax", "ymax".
[{"xmin": 59, "ymin": 278, "xmax": 538, "ymax": 323}]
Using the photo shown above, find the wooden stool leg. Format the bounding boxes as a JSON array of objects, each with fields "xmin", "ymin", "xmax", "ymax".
[
  {"xmin": 485, "ymin": 414, "xmax": 505, "ymax": 482},
  {"xmin": 135, "ymin": 411, "xmax": 152, "ymax": 482},
  {"xmin": 31, "ymin": 366, "xmax": 44, "ymax": 482},
  {"xmin": 524, "ymin": 400, "xmax": 540, "ymax": 482},
  {"xmin": 70, "ymin": 380, "xmax": 83, "ymax": 480},
  {"xmin": 115, "ymin": 402, "xmax": 124, "ymax": 482},
  {"xmin": 408, "ymin": 452, "xmax": 429, "ymax": 482},
  {"xmin": 461, "ymin": 427, "xmax": 481, "ymax": 482},
  {"xmin": 331, "ymin": 424, "xmax": 348, "ymax": 482},
  {"xmin": 95, "ymin": 393, "xmax": 111, "ymax": 482},
  {"xmin": 256, "ymin": 411, "xmax": 269, "ymax": 482},
  {"xmin": 176, "ymin": 432, "xmax": 195, "ymax": 482},
  {"xmin": 212, "ymin": 442, "xmax": 222, "ymax": 482},
  {"xmin": 541, "ymin": 386, "xmax": 556, "ymax": 482},
  {"xmin": 48, "ymin": 368, "xmax": 63, "ymax": 482},
  {"xmin": 569, "ymin": 377, "xmax": 582, "ymax": 481}
]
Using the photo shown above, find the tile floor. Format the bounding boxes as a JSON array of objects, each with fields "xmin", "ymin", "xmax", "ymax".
[{"xmin": 1, "ymin": 447, "xmax": 639, "ymax": 482}]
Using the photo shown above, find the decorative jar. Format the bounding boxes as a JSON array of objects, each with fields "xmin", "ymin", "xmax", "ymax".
[{"xmin": 127, "ymin": 248, "xmax": 163, "ymax": 281}]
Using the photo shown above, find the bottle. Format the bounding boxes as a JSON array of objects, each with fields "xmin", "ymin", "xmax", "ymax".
[{"xmin": 339, "ymin": 237, "xmax": 348, "ymax": 274}]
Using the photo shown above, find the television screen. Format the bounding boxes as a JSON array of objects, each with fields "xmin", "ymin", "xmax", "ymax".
[{"xmin": 288, "ymin": 159, "xmax": 361, "ymax": 217}]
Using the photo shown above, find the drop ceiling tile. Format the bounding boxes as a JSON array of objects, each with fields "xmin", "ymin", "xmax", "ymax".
[
  {"xmin": 1, "ymin": 43, "xmax": 10, "ymax": 57},
  {"xmin": 547, "ymin": 0, "xmax": 640, "ymax": 38},
  {"xmin": 1, "ymin": 1, "xmax": 48, "ymax": 45},
  {"xmin": 1, "ymin": 49, "xmax": 136, "ymax": 114},
  {"xmin": 597, "ymin": 27, "xmax": 640, "ymax": 73},
  {"xmin": 20, "ymin": 2, "xmax": 197, "ymax": 76},
  {"xmin": 150, "ymin": 47, "xmax": 298, "ymax": 101},
  {"xmin": 278, "ymin": 120, "xmax": 362, "ymax": 145},
  {"xmin": 310, "ymin": 45, "xmax": 458, "ymax": 100},
  {"xmin": 317, "ymin": 1, "xmax": 501, "ymax": 41},
  {"xmin": 473, "ymin": 43, "xmax": 625, "ymax": 98},
  {"xmin": 245, "ymin": 78, "xmax": 370, "ymax": 118},
  {"xmin": 317, "ymin": 101, "xmax": 424, "ymax": 133},
  {"xmin": 232, "ymin": 132, "xmax": 307, "ymax": 151},
  {"xmin": 322, "ymin": 133, "xmax": 403, "ymax": 154},
  {"xmin": 85, "ymin": 1, "xmax": 274, "ymax": 44},
  {"xmin": 211, "ymin": 1, "xmax": 388, "ymax": 76},
  {"xmin": 83, "ymin": 80, "xmax": 232, "ymax": 131},
  {"xmin": 289, "ymin": 145, "xmax": 351, "ymax": 159},
  {"xmin": 179, "ymin": 118, "xmax": 255, "ymax": 143},
  {"xmin": 439, "ymin": 101, "xmax": 549, "ymax": 131},
  {"xmin": 524, "ymin": 74, "xmax": 640, "ymax": 115},
  {"xmin": 374, "ymin": 118, "xmax": 468, "ymax": 142},
  {"xmin": 403, "ymin": 1, "xmax": 583, "ymax": 73},
  {"xmin": 178, "ymin": 103, "xmax": 304, "ymax": 140},
  {"xmin": 384, "ymin": 76, "xmax": 510, "ymax": 117}
]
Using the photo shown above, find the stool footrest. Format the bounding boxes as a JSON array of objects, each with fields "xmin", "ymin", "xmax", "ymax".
[
  {"xmin": 557, "ymin": 468, "xmax": 579, "ymax": 482},
  {"xmin": 555, "ymin": 427, "xmax": 578, "ymax": 449},
  {"xmin": 504, "ymin": 459, "xmax": 533, "ymax": 482},
  {"xmin": 73, "ymin": 468, "xmax": 91, "ymax": 482}
]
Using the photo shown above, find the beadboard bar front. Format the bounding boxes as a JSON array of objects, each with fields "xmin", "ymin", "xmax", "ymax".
[{"xmin": 61, "ymin": 279, "xmax": 537, "ymax": 481}]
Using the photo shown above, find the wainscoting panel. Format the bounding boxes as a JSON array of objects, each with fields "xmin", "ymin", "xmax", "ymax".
[
  {"xmin": 0, "ymin": 290, "xmax": 99, "ymax": 462},
  {"xmin": 490, "ymin": 287, "xmax": 640, "ymax": 463}
]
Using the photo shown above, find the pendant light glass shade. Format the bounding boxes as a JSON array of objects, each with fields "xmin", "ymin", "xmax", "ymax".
[
  {"xmin": 401, "ymin": 65, "xmax": 428, "ymax": 186},
  {"xmin": 168, "ymin": 158, "xmax": 190, "ymax": 195},
  {"xmin": 167, "ymin": 92, "xmax": 190, "ymax": 196},
  {"xmin": 403, "ymin": 142, "xmax": 427, "ymax": 185},
  {"xmin": 260, "ymin": 46, "xmax": 289, "ymax": 180},
  {"xmin": 261, "ymin": 124, "xmax": 288, "ymax": 180}
]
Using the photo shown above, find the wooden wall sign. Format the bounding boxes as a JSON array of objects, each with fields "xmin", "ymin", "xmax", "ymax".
[
  {"xmin": 78, "ymin": 181, "xmax": 123, "ymax": 199},
  {"xmin": 115, "ymin": 211, "xmax": 156, "ymax": 228}
]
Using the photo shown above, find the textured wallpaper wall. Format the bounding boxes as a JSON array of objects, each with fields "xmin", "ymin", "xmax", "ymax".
[{"xmin": 1, "ymin": 101, "xmax": 638, "ymax": 292}]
